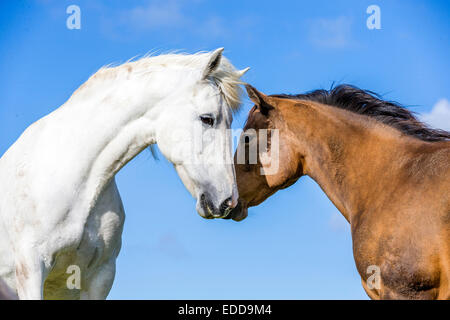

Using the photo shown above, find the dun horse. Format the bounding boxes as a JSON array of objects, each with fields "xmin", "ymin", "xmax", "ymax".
[
  {"xmin": 0, "ymin": 49, "xmax": 248, "ymax": 299},
  {"xmin": 230, "ymin": 84, "xmax": 450, "ymax": 299}
]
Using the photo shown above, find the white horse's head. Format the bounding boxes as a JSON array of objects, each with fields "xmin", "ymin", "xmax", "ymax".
[{"xmin": 154, "ymin": 48, "xmax": 249, "ymax": 219}]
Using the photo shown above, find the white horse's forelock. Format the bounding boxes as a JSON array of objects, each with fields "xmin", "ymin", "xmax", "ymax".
[{"xmin": 84, "ymin": 50, "xmax": 244, "ymax": 111}]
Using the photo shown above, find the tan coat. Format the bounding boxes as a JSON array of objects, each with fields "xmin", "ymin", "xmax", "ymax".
[{"xmin": 232, "ymin": 85, "xmax": 450, "ymax": 299}]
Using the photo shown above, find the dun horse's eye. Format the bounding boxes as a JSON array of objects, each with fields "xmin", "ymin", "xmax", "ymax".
[{"xmin": 200, "ymin": 116, "xmax": 214, "ymax": 127}]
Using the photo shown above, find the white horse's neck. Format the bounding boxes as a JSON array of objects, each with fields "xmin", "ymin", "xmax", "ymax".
[{"xmin": 54, "ymin": 63, "xmax": 192, "ymax": 202}]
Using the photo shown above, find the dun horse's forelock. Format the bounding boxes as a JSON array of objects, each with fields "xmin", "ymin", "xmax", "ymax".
[{"xmin": 271, "ymin": 84, "xmax": 450, "ymax": 142}]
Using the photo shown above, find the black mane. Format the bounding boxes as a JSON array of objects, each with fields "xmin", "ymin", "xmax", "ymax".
[{"xmin": 271, "ymin": 84, "xmax": 450, "ymax": 142}]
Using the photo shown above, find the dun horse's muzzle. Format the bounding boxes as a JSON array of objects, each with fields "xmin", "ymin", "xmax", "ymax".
[{"xmin": 225, "ymin": 201, "xmax": 248, "ymax": 221}]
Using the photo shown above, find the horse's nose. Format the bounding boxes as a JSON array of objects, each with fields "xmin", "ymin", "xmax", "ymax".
[
  {"xmin": 219, "ymin": 197, "xmax": 235, "ymax": 218},
  {"xmin": 225, "ymin": 200, "xmax": 248, "ymax": 221}
]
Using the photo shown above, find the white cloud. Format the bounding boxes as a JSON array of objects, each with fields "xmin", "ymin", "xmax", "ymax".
[
  {"xmin": 199, "ymin": 16, "xmax": 228, "ymax": 38},
  {"xmin": 420, "ymin": 99, "xmax": 450, "ymax": 131},
  {"xmin": 98, "ymin": 0, "xmax": 236, "ymax": 40},
  {"xmin": 120, "ymin": 1, "xmax": 187, "ymax": 30},
  {"xmin": 95, "ymin": 0, "xmax": 259, "ymax": 42},
  {"xmin": 308, "ymin": 16, "xmax": 353, "ymax": 48}
]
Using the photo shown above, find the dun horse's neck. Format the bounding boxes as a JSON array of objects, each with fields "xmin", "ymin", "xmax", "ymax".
[{"xmin": 289, "ymin": 101, "xmax": 421, "ymax": 224}]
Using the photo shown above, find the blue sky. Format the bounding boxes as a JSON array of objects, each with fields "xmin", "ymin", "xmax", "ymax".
[{"xmin": 0, "ymin": 0, "xmax": 449, "ymax": 299}]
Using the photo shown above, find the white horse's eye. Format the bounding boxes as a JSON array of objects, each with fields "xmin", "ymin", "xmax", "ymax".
[{"xmin": 200, "ymin": 115, "xmax": 214, "ymax": 127}]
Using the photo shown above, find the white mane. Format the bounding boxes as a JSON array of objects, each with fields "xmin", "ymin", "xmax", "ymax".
[{"xmin": 84, "ymin": 51, "xmax": 244, "ymax": 111}]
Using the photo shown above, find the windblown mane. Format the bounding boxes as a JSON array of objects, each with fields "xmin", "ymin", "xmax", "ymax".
[
  {"xmin": 271, "ymin": 84, "xmax": 450, "ymax": 142},
  {"xmin": 88, "ymin": 51, "xmax": 244, "ymax": 111}
]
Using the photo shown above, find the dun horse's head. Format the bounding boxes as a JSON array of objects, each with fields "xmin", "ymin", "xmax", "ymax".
[{"xmin": 229, "ymin": 85, "xmax": 304, "ymax": 221}]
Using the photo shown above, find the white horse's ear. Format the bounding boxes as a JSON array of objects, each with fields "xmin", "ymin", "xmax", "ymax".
[
  {"xmin": 202, "ymin": 47, "xmax": 224, "ymax": 79},
  {"xmin": 236, "ymin": 67, "xmax": 250, "ymax": 78}
]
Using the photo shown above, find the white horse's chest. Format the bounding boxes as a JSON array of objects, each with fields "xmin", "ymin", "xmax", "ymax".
[
  {"xmin": 77, "ymin": 179, "xmax": 124, "ymax": 267},
  {"xmin": 70, "ymin": 180, "xmax": 124, "ymax": 267},
  {"xmin": 43, "ymin": 179, "xmax": 125, "ymax": 299}
]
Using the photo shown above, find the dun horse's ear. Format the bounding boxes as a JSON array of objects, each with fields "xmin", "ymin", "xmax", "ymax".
[
  {"xmin": 245, "ymin": 84, "xmax": 264, "ymax": 105},
  {"xmin": 245, "ymin": 84, "xmax": 273, "ymax": 116},
  {"xmin": 202, "ymin": 47, "xmax": 224, "ymax": 79}
]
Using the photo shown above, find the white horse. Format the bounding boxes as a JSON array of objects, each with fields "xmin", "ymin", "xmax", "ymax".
[{"xmin": 0, "ymin": 48, "xmax": 249, "ymax": 299}]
